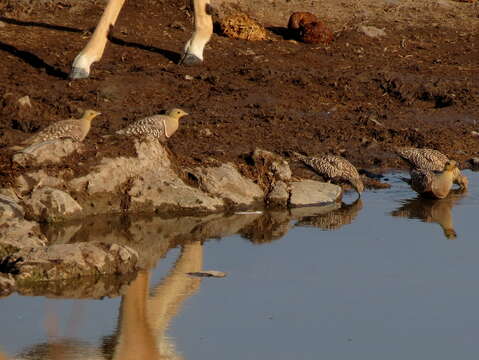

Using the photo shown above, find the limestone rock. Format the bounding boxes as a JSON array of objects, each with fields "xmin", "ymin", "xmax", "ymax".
[
  {"xmin": 13, "ymin": 242, "xmax": 139, "ymax": 282},
  {"xmin": 266, "ymin": 181, "xmax": 290, "ymax": 208},
  {"xmin": 0, "ymin": 194, "xmax": 24, "ymax": 220},
  {"xmin": 252, "ymin": 149, "xmax": 292, "ymax": 181},
  {"xmin": 192, "ymin": 163, "xmax": 264, "ymax": 207},
  {"xmin": 25, "ymin": 187, "xmax": 83, "ymax": 222},
  {"xmin": 289, "ymin": 180, "xmax": 342, "ymax": 207},
  {"xmin": 69, "ymin": 139, "xmax": 170, "ymax": 194},
  {"xmin": 128, "ymin": 169, "xmax": 224, "ymax": 214},
  {"xmin": 359, "ymin": 25, "xmax": 386, "ymax": 38},
  {"xmin": 0, "ymin": 274, "xmax": 16, "ymax": 296},
  {"xmin": 15, "ymin": 169, "xmax": 65, "ymax": 195},
  {"xmin": 12, "ymin": 138, "xmax": 81, "ymax": 166},
  {"xmin": 0, "ymin": 217, "xmax": 47, "ymax": 258}
]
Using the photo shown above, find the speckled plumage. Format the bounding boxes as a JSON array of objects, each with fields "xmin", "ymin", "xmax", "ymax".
[
  {"xmin": 116, "ymin": 108, "xmax": 188, "ymax": 142},
  {"xmin": 408, "ymin": 161, "xmax": 457, "ymax": 199},
  {"xmin": 23, "ymin": 109, "xmax": 100, "ymax": 146},
  {"xmin": 117, "ymin": 115, "xmax": 170, "ymax": 141},
  {"xmin": 395, "ymin": 147, "xmax": 468, "ymax": 189},
  {"xmin": 294, "ymin": 152, "xmax": 364, "ymax": 194},
  {"xmin": 296, "ymin": 199, "xmax": 363, "ymax": 230}
]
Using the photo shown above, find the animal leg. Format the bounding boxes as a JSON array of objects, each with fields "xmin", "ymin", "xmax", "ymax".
[
  {"xmin": 180, "ymin": 0, "xmax": 213, "ymax": 65},
  {"xmin": 70, "ymin": 0, "xmax": 126, "ymax": 79}
]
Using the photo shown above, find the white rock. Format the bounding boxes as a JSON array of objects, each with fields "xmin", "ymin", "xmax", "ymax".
[
  {"xmin": 17, "ymin": 95, "xmax": 32, "ymax": 108},
  {"xmin": 25, "ymin": 187, "xmax": 83, "ymax": 222},
  {"xmin": 289, "ymin": 180, "xmax": 342, "ymax": 207},
  {"xmin": 359, "ymin": 25, "xmax": 386, "ymax": 38},
  {"xmin": 192, "ymin": 163, "xmax": 264, "ymax": 206},
  {"xmin": 12, "ymin": 138, "xmax": 81, "ymax": 166}
]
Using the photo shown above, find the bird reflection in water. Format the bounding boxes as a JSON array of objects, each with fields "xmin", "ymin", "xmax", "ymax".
[
  {"xmin": 12, "ymin": 242, "xmax": 204, "ymax": 360},
  {"xmin": 295, "ymin": 199, "xmax": 363, "ymax": 230},
  {"xmin": 391, "ymin": 190, "xmax": 466, "ymax": 239}
]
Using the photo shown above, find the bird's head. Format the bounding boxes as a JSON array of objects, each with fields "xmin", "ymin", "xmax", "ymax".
[
  {"xmin": 82, "ymin": 109, "xmax": 102, "ymax": 122},
  {"xmin": 351, "ymin": 178, "xmax": 364, "ymax": 194},
  {"xmin": 443, "ymin": 160, "xmax": 457, "ymax": 172},
  {"xmin": 167, "ymin": 108, "xmax": 189, "ymax": 120}
]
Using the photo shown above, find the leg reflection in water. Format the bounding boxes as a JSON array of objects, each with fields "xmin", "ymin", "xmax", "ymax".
[
  {"xmin": 113, "ymin": 241, "xmax": 204, "ymax": 360},
  {"xmin": 10, "ymin": 241, "xmax": 204, "ymax": 360}
]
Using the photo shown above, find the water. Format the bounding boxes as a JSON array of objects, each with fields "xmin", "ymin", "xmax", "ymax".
[{"xmin": 1, "ymin": 171, "xmax": 478, "ymax": 360}]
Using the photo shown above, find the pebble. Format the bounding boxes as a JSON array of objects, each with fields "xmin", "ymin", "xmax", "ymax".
[{"xmin": 17, "ymin": 95, "xmax": 32, "ymax": 108}]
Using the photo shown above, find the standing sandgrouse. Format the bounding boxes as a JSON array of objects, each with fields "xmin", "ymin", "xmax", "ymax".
[
  {"xmin": 116, "ymin": 108, "xmax": 188, "ymax": 142},
  {"xmin": 22, "ymin": 109, "xmax": 101, "ymax": 146}
]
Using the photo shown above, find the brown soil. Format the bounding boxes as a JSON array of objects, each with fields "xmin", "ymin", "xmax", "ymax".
[{"xmin": 1, "ymin": 0, "xmax": 479, "ymax": 188}]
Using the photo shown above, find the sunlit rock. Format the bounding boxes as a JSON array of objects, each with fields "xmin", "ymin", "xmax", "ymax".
[
  {"xmin": 289, "ymin": 180, "xmax": 342, "ymax": 207},
  {"xmin": 12, "ymin": 138, "xmax": 81, "ymax": 166},
  {"xmin": 0, "ymin": 199, "xmax": 47, "ymax": 258},
  {"xmin": 0, "ymin": 274, "xmax": 16, "ymax": 296},
  {"xmin": 251, "ymin": 149, "xmax": 292, "ymax": 182},
  {"xmin": 13, "ymin": 242, "xmax": 139, "ymax": 282},
  {"xmin": 191, "ymin": 163, "xmax": 264, "ymax": 207},
  {"xmin": 24, "ymin": 187, "xmax": 83, "ymax": 222},
  {"xmin": 266, "ymin": 180, "xmax": 290, "ymax": 208}
]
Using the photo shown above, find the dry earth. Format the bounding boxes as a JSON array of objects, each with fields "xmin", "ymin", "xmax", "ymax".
[{"xmin": 0, "ymin": 0, "xmax": 478, "ymax": 186}]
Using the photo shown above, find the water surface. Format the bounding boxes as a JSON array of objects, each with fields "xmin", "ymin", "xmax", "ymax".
[{"xmin": 1, "ymin": 171, "xmax": 479, "ymax": 360}]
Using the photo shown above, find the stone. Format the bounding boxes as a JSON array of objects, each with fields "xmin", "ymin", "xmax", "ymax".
[
  {"xmin": 25, "ymin": 187, "xmax": 83, "ymax": 222},
  {"xmin": 0, "ymin": 217, "xmax": 47, "ymax": 258},
  {"xmin": 0, "ymin": 195, "xmax": 24, "ymax": 220},
  {"xmin": 15, "ymin": 170, "xmax": 65, "ymax": 195},
  {"xmin": 17, "ymin": 95, "xmax": 32, "ymax": 108},
  {"xmin": 252, "ymin": 149, "xmax": 292, "ymax": 181},
  {"xmin": 129, "ymin": 171, "xmax": 224, "ymax": 213},
  {"xmin": 289, "ymin": 180, "xmax": 342, "ymax": 207},
  {"xmin": 192, "ymin": 163, "xmax": 264, "ymax": 207},
  {"xmin": 0, "ymin": 274, "xmax": 16, "ymax": 297},
  {"xmin": 12, "ymin": 138, "xmax": 81, "ymax": 166},
  {"xmin": 469, "ymin": 157, "xmax": 479, "ymax": 170},
  {"xmin": 266, "ymin": 181, "xmax": 290, "ymax": 208},
  {"xmin": 13, "ymin": 242, "xmax": 139, "ymax": 282},
  {"xmin": 69, "ymin": 139, "xmax": 170, "ymax": 194},
  {"xmin": 359, "ymin": 25, "xmax": 386, "ymax": 38}
]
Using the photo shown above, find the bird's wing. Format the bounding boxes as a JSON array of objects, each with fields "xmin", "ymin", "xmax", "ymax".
[
  {"xmin": 410, "ymin": 169, "xmax": 433, "ymax": 193},
  {"xmin": 396, "ymin": 147, "xmax": 447, "ymax": 171}
]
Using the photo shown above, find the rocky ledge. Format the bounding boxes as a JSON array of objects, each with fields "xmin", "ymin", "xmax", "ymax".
[{"xmin": 1, "ymin": 138, "xmax": 344, "ymax": 293}]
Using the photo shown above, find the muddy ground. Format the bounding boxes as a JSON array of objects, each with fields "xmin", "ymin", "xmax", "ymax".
[{"xmin": 0, "ymin": 0, "xmax": 478, "ymax": 187}]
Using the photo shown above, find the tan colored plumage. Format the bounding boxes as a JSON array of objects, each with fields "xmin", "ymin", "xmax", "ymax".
[
  {"xmin": 22, "ymin": 109, "xmax": 101, "ymax": 145},
  {"xmin": 391, "ymin": 192, "xmax": 465, "ymax": 239},
  {"xmin": 293, "ymin": 152, "xmax": 364, "ymax": 195},
  {"xmin": 408, "ymin": 160, "xmax": 457, "ymax": 199},
  {"xmin": 116, "ymin": 108, "xmax": 188, "ymax": 141},
  {"xmin": 395, "ymin": 147, "xmax": 468, "ymax": 189}
]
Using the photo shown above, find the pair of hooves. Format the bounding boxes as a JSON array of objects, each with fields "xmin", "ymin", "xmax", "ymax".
[{"xmin": 68, "ymin": 53, "xmax": 202, "ymax": 80}]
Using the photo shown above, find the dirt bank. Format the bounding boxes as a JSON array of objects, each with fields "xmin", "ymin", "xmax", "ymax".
[{"xmin": 1, "ymin": 0, "xmax": 478, "ymax": 187}]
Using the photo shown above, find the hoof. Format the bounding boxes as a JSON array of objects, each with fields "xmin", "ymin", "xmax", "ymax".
[
  {"xmin": 69, "ymin": 67, "xmax": 90, "ymax": 80},
  {"xmin": 179, "ymin": 53, "xmax": 202, "ymax": 66}
]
